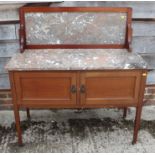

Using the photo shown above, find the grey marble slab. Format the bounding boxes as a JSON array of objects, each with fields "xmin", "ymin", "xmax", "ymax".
[
  {"xmin": 25, "ymin": 12, "xmax": 127, "ymax": 45},
  {"xmin": 5, "ymin": 49, "xmax": 147, "ymax": 71}
]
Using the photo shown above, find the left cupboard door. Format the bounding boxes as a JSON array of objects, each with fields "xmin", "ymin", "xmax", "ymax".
[{"xmin": 12, "ymin": 71, "xmax": 77, "ymax": 108}]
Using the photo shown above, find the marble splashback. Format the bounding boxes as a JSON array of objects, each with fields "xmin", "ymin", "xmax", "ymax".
[
  {"xmin": 6, "ymin": 49, "xmax": 147, "ymax": 71},
  {"xmin": 25, "ymin": 12, "xmax": 127, "ymax": 45}
]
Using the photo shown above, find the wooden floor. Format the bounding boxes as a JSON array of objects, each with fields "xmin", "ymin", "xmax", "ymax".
[{"xmin": 0, "ymin": 108, "xmax": 155, "ymax": 153}]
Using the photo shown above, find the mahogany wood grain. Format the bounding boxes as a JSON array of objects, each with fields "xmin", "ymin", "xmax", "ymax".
[
  {"xmin": 10, "ymin": 70, "xmax": 147, "ymax": 108},
  {"xmin": 132, "ymin": 70, "xmax": 147, "ymax": 144},
  {"xmin": 26, "ymin": 44, "xmax": 127, "ymax": 50},
  {"xmin": 9, "ymin": 72, "xmax": 23, "ymax": 145},
  {"xmin": 80, "ymin": 70, "xmax": 142, "ymax": 107},
  {"xmin": 20, "ymin": 7, "xmax": 132, "ymax": 13},
  {"xmin": 126, "ymin": 7, "xmax": 132, "ymax": 51},
  {"xmin": 13, "ymin": 71, "xmax": 77, "ymax": 107}
]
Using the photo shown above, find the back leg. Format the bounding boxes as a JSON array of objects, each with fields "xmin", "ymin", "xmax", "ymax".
[
  {"xmin": 123, "ymin": 108, "xmax": 127, "ymax": 119},
  {"xmin": 26, "ymin": 108, "xmax": 31, "ymax": 120}
]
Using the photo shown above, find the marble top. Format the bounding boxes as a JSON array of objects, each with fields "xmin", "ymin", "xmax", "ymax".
[
  {"xmin": 25, "ymin": 12, "xmax": 127, "ymax": 45},
  {"xmin": 6, "ymin": 49, "xmax": 147, "ymax": 71}
]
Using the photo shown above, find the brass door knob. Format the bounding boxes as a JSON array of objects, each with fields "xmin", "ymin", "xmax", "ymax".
[
  {"xmin": 70, "ymin": 85, "xmax": 77, "ymax": 93},
  {"xmin": 80, "ymin": 85, "xmax": 86, "ymax": 93}
]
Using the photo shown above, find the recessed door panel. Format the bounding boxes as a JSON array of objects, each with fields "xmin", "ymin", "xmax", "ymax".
[
  {"xmin": 80, "ymin": 71, "xmax": 142, "ymax": 107},
  {"xmin": 14, "ymin": 71, "xmax": 77, "ymax": 107}
]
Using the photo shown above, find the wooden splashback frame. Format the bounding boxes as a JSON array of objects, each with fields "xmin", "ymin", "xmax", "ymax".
[{"xmin": 19, "ymin": 7, "xmax": 132, "ymax": 52}]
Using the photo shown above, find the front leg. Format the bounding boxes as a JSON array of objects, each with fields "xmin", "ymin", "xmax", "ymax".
[
  {"xmin": 14, "ymin": 106, "xmax": 23, "ymax": 146},
  {"xmin": 132, "ymin": 106, "xmax": 142, "ymax": 144}
]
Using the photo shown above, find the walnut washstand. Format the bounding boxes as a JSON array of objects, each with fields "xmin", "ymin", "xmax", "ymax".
[{"xmin": 6, "ymin": 7, "xmax": 148, "ymax": 145}]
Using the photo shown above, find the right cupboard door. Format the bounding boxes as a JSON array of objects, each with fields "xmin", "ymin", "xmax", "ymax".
[{"xmin": 80, "ymin": 71, "xmax": 142, "ymax": 108}]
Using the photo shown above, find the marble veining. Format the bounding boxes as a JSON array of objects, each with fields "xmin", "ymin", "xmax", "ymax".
[
  {"xmin": 6, "ymin": 49, "xmax": 147, "ymax": 71},
  {"xmin": 25, "ymin": 12, "xmax": 127, "ymax": 45}
]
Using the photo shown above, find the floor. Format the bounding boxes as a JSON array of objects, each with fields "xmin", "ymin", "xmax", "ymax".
[{"xmin": 0, "ymin": 106, "xmax": 155, "ymax": 153}]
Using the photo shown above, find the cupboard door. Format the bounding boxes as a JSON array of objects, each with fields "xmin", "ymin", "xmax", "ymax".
[
  {"xmin": 80, "ymin": 71, "xmax": 142, "ymax": 107},
  {"xmin": 13, "ymin": 71, "xmax": 77, "ymax": 107}
]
